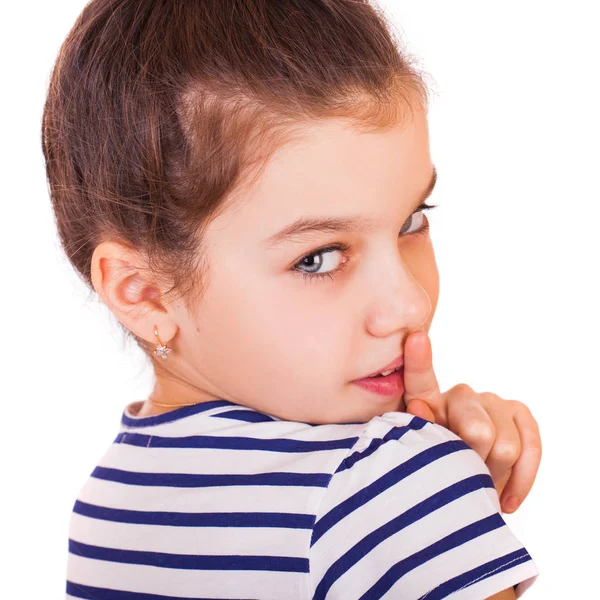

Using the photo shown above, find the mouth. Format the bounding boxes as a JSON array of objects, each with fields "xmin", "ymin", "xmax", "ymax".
[
  {"xmin": 352, "ymin": 366, "xmax": 405, "ymax": 397},
  {"xmin": 364, "ymin": 365, "xmax": 403, "ymax": 378},
  {"xmin": 357, "ymin": 355, "xmax": 404, "ymax": 380}
]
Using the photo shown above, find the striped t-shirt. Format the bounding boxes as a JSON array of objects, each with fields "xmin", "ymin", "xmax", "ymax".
[{"xmin": 66, "ymin": 399, "xmax": 539, "ymax": 599}]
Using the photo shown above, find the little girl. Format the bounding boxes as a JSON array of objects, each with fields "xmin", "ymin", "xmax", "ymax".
[{"xmin": 43, "ymin": 0, "xmax": 540, "ymax": 598}]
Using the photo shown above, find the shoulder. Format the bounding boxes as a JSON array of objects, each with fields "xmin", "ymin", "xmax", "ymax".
[
  {"xmin": 314, "ymin": 413, "xmax": 498, "ymax": 530},
  {"xmin": 308, "ymin": 413, "xmax": 539, "ymax": 599},
  {"xmin": 333, "ymin": 412, "xmax": 492, "ymax": 501}
]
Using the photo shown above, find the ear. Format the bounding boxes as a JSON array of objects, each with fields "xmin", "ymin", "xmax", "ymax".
[{"xmin": 90, "ymin": 240, "xmax": 178, "ymax": 347}]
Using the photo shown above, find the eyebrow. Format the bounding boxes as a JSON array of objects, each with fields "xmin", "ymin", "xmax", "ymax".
[{"xmin": 262, "ymin": 165, "xmax": 438, "ymax": 249}]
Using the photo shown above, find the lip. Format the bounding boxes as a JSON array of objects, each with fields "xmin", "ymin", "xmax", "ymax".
[
  {"xmin": 352, "ymin": 367, "xmax": 405, "ymax": 397},
  {"xmin": 356, "ymin": 354, "xmax": 404, "ymax": 380}
]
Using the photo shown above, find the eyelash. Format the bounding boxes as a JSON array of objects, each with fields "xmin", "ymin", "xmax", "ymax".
[{"xmin": 291, "ymin": 203, "xmax": 438, "ymax": 283}]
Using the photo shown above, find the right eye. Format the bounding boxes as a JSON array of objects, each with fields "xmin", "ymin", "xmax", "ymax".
[{"xmin": 291, "ymin": 243, "xmax": 351, "ymax": 283}]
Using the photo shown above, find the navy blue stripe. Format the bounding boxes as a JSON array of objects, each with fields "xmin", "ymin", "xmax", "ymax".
[
  {"xmin": 311, "ymin": 439, "xmax": 470, "ymax": 546},
  {"xmin": 417, "ymin": 548, "xmax": 533, "ymax": 600},
  {"xmin": 121, "ymin": 400, "xmax": 238, "ymax": 428},
  {"xmin": 209, "ymin": 409, "xmax": 364, "ymax": 426},
  {"xmin": 210, "ymin": 409, "xmax": 278, "ymax": 423},
  {"xmin": 73, "ymin": 499, "xmax": 315, "ymax": 529},
  {"xmin": 313, "ymin": 474, "xmax": 494, "ymax": 599},
  {"xmin": 66, "ymin": 581, "xmax": 251, "ymax": 600},
  {"xmin": 92, "ymin": 465, "xmax": 331, "ymax": 488},
  {"xmin": 69, "ymin": 539, "xmax": 309, "ymax": 572},
  {"xmin": 356, "ymin": 513, "xmax": 509, "ymax": 599},
  {"xmin": 335, "ymin": 416, "xmax": 428, "ymax": 473},
  {"xmin": 114, "ymin": 431, "xmax": 358, "ymax": 452}
]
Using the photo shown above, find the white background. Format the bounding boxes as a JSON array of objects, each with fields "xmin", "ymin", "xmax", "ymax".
[{"xmin": 1, "ymin": 0, "xmax": 598, "ymax": 597}]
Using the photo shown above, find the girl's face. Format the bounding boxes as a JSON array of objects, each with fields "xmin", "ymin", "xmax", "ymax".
[{"xmin": 163, "ymin": 104, "xmax": 439, "ymax": 424}]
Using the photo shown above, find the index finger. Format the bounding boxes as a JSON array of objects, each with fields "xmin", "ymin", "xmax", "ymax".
[{"xmin": 402, "ymin": 330, "xmax": 444, "ymax": 419}]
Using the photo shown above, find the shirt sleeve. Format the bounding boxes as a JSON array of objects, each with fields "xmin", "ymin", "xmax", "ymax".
[{"xmin": 309, "ymin": 413, "xmax": 539, "ymax": 600}]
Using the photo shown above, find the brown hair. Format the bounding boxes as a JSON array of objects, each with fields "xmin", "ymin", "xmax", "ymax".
[{"xmin": 41, "ymin": 0, "xmax": 432, "ymax": 359}]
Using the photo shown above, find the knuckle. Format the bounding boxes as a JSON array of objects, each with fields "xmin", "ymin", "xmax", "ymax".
[
  {"xmin": 464, "ymin": 422, "xmax": 495, "ymax": 443},
  {"xmin": 525, "ymin": 442, "xmax": 543, "ymax": 457},
  {"xmin": 509, "ymin": 398, "xmax": 526, "ymax": 410},
  {"xmin": 452, "ymin": 383, "xmax": 474, "ymax": 396},
  {"xmin": 481, "ymin": 391, "xmax": 502, "ymax": 402},
  {"xmin": 508, "ymin": 398, "xmax": 534, "ymax": 418},
  {"xmin": 490, "ymin": 441, "xmax": 521, "ymax": 462}
]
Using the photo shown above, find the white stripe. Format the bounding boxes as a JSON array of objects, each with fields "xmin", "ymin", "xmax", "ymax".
[
  {"xmin": 69, "ymin": 511, "xmax": 310, "ymax": 556},
  {"xmin": 77, "ymin": 476, "xmax": 317, "ymax": 513},
  {"xmin": 98, "ymin": 440, "xmax": 351, "ymax": 475},
  {"xmin": 120, "ymin": 406, "xmax": 367, "ymax": 442}
]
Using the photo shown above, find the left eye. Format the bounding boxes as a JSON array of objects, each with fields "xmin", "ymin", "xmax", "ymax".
[
  {"xmin": 399, "ymin": 210, "xmax": 426, "ymax": 235},
  {"xmin": 291, "ymin": 203, "xmax": 437, "ymax": 283}
]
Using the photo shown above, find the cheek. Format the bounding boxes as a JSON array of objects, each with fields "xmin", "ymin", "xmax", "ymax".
[
  {"xmin": 211, "ymin": 277, "xmax": 345, "ymax": 364},
  {"xmin": 264, "ymin": 295, "xmax": 352, "ymax": 381},
  {"xmin": 279, "ymin": 298, "xmax": 350, "ymax": 351}
]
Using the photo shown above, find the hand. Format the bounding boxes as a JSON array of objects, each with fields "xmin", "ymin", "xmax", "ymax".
[{"xmin": 401, "ymin": 330, "xmax": 542, "ymax": 514}]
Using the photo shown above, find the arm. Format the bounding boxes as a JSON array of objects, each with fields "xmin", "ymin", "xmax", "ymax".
[{"xmin": 488, "ymin": 588, "xmax": 516, "ymax": 600}]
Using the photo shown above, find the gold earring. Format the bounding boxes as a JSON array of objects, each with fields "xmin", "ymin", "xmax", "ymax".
[{"xmin": 153, "ymin": 325, "xmax": 172, "ymax": 360}]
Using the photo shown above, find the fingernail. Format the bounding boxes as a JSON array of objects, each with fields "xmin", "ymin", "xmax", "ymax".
[{"xmin": 503, "ymin": 496, "xmax": 520, "ymax": 512}]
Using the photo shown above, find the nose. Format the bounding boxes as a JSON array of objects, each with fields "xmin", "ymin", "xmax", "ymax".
[{"xmin": 363, "ymin": 252, "xmax": 432, "ymax": 338}]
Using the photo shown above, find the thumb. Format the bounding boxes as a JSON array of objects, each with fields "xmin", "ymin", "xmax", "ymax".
[{"xmin": 405, "ymin": 398, "xmax": 436, "ymax": 423}]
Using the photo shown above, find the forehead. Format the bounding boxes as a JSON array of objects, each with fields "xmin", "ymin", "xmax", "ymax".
[
  {"xmin": 206, "ymin": 112, "xmax": 432, "ymax": 244},
  {"xmin": 262, "ymin": 111, "xmax": 429, "ymax": 184}
]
